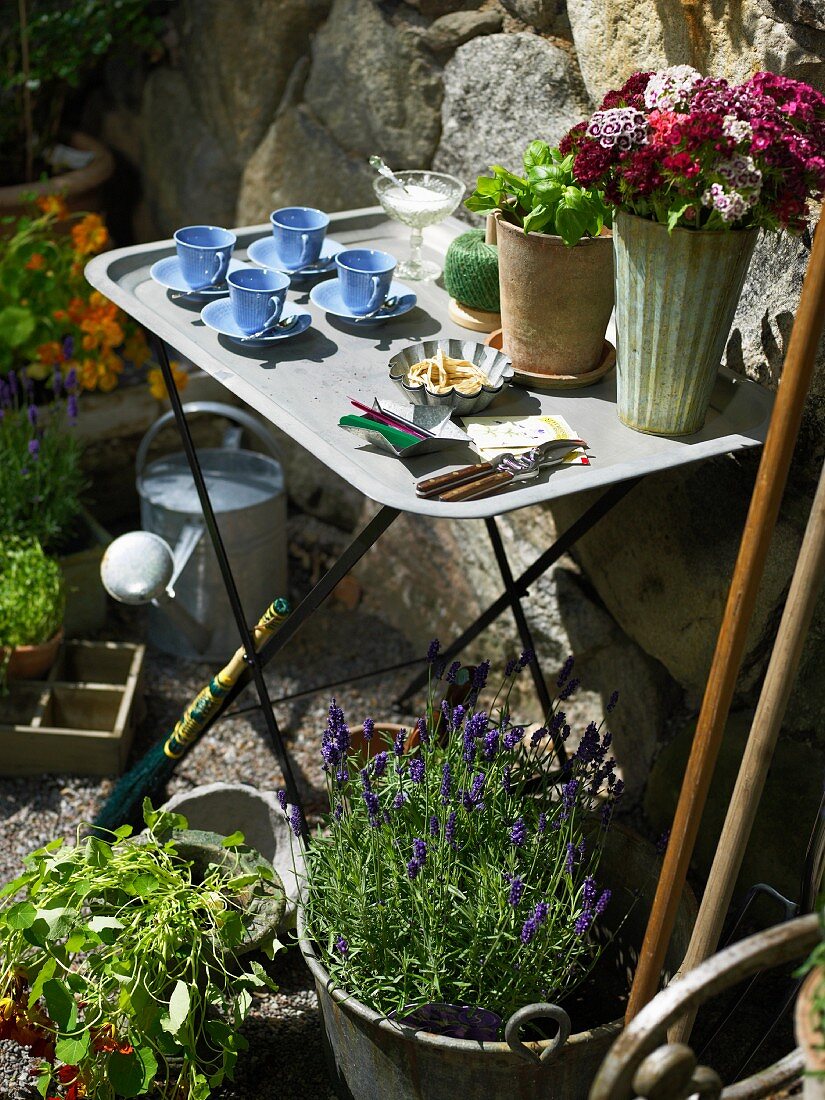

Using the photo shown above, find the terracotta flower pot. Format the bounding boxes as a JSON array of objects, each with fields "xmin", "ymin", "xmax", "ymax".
[
  {"xmin": 1, "ymin": 629, "xmax": 64, "ymax": 681},
  {"xmin": 494, "ymin": 213, "xmax": 614, "ymax": 378},
  {"xmin": 0, "ymin": 131, "xmax": 114, "ymax": 222},
  {"xmin": 795, "ymin": 966, "xmax": 825, "ymax": 1099}
]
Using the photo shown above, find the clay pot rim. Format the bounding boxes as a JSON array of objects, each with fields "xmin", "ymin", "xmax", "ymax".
[
  {"xmin": 495, "ymin": 212, "xmax": 613, "ymax": 247},
  {"xmin": 796, "ymin": 965, "xmax": 825, "ymax": 1071},
  {"xmin": 0, "ymin": 627, "xmax": 64, "ymax": 657},
  {"xmin": 0, "ymin": 132, "xmax": 115, "ymax": 206}
]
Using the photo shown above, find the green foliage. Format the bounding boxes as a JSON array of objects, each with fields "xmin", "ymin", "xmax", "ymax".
[
  {"xmin": 0, "ymin": 0, "xmax": 168, "ymax": 184},
  {"xmin": 465, "ymin": 140, "xmax": 612, "ymax": 247},
  {"xmin": 0, "ymin": 370, "xmax": 86, "ymax": 552},
  {"xmin": 0, "ymin": 805, "xmax": 281, "ymax": 1100},
  {"xmin": 303, "ymin": 655, "xmax": 625, "ymax": 1023},
  {"xmin": 0, "ymin": 537, "xmax": 64, "ymax": 649}
]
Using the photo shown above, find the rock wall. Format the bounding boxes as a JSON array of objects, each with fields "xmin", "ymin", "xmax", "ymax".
[{"xmin": 92, "ymin": 0, "xmax": 825, "ymax": 885}]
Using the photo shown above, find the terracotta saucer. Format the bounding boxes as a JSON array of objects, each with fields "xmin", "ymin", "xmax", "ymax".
[{"xmin": 484, "ymin": 331, "xmax": 616, "ymax": 389}]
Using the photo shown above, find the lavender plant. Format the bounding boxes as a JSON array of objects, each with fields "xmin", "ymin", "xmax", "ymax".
[
  {"xmin": 298, "ymin": 647, "xmax": 624, "ymax": 1024},
  {"xmin": 0, "ymin": 366, "xmax": 85, "ymax": 552}
]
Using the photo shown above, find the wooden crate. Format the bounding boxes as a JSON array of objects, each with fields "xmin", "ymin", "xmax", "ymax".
[{"xmin": 0, "ymin": 641, "xmax": 145, "ymax": 776}]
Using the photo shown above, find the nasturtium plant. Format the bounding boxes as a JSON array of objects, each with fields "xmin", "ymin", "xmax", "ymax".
[
  {"xmin": 465, "ymin": 139, "xmax": 612, "ymax": 246},
  {"xmin": 0, "ymin": 802, "xmax": 281, "ymax": 1100}
]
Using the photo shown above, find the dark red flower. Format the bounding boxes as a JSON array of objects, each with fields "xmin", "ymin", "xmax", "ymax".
[{"xmin": 559, "ymin": 121, "xmax": 587, "ymax": 157}]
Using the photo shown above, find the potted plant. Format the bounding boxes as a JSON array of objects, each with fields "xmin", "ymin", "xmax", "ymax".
[
  {"xmin": 0, "ymin": 0, "xmax": 165, "ymax": 212},
  {"xmin": 0, "ymin": 802, "xmax": 286, "ymax": 1100},
  {"xmin": 796, "ymin": 932, "xmax": 825, "ymax": 1098},
  {"xmin": 563, "ymin": 67, "xmax": 825, "ymax": 435},
  {"xmin": 293, "ymin": 648, "xmax": 696, "ymax": 1100},
  {"xmin": 466, "ymin": 140, "xmax": 614, "ymax": 384},
  {"xmin": 0, "ymin": 536, "xmax": 64, "ymax": 682}
]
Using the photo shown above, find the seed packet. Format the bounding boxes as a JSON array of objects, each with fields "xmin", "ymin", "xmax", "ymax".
[{"xmin": 459, "ymin": 413, "xmax": 589, "ymax": 464}]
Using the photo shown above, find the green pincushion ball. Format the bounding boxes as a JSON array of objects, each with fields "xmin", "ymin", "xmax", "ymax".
[{"xmin": 443, "ymin": 229, "xmax": 500, "ymax": 314}]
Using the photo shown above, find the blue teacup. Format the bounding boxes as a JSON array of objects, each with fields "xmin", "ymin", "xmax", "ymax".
[
  {"xmin": 174, "ymin": 225, "xmax": 236, "ymax": 290},
  {"xmin": 335, "ymin": 248, "xmax": 396, "ymax": 316},
  {"xmin": 227, "ymin": 267, "xmax": 290, "ymax": 335},
  {"xmin": 270, "ymin": 207, "xmax": 330, "ymax": 272}
]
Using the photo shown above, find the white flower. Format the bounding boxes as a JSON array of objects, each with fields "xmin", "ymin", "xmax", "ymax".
[
  {"xmin": 716, "ymin": 155, "xmax": 762, "ymax": 196},
  {"xmin": 644, "ymin": 65, "xmax": 703, "ymax": 112},
  {"xmin": 722, "ymin": 114, "xmax": 753, "ymax": 143},
  {"xmin": 586, "ymin": 107, "xmax": 648, "ymax": 149}
]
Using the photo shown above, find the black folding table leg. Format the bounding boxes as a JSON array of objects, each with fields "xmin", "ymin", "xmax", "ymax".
[
  {"xmin": 395, "ymin": 478, "xmax": 642, "ymax": 707},
  {"xmin": 484, "ymin": 517, "xmax": 566, "ymax": 762},
  {"xmin": 152, "ymin": 333, "xmax": 308, "ymax": 837}
]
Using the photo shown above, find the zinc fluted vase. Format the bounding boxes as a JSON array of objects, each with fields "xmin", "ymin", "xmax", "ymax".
[{"xmin": 613, "ymin": 210, "xmax": 758, "ymax": 435}]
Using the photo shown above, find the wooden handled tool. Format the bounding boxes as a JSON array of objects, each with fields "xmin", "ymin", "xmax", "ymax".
[
  {"xmin": 416, "ymin": 438, "xmax": 588, "ymax": 500},
  {"xmin": 625, "ymin": 214, "xmax": 825, "ymax": 1024},
  {"xmin": 439, "ymin": 470, "xmax": 515, "ymax": 502}
]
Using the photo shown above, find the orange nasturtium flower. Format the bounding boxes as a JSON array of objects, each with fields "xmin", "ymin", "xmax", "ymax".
[
  {"xmin": 71, "ymin": 213, "xmax": 109, "ymax": 256},
  {"xmin": 25, "ymin": 252, "xmax": 46, "ymax": 271},
  {"xmin": 148, "ymin": 361, "xmax": 189, "ymax": 400},
  {"xmin": 36, "ymin": 341, "xmax": 64, "ymax": 367},
  {"xmin": 36, "ymin": 193, "xmax": 69, "ymax": 219}
]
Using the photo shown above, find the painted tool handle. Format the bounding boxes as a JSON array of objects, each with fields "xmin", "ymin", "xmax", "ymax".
[
  {"xmin": 417, "ymin": 462, "xmax": 494, "ymax": 497},
  {"xmin": 163, "ymin": 598, "xmax": 290, "ymax": 760},
  {"xmin": 439, "ymin": 470, "xmax": 513, "ymax": 502}
]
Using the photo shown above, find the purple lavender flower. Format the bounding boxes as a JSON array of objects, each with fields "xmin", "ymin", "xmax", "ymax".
[
  {"xmin": 561, "ymin": 779, "xmax": 579, "ymax": 821},
  {"xmin": 501, "ymin": 766, "xmax": 513, "ymax": 797},
  {"xmin": 440, "ymin": 762, "xmax": 451, "ymax": 804},
  {"xmin": 371, "ymin": 751, "xmax": 388, "ymax": 779},
  {"xmin": 530, "ymin": 726, "xmax": 548, "ymax": 748},
  {"xmin": 415, "ymin": 716, "xmax": 429, "ymax": 746},
  {"xmin": 503, "ymin": 726, "xmax": 524, "ymax": 751},
  {"xmin": 335, "ymin": 935, "xmax": 349, "ymax": 957},
  {"xmin": 565, "ymin": 842, "xmax": 576, "ymax": 877},
  {"xmin": 289, "ymin": 805, "xmax": 303, "ymax": 838},
  {"xmin": 360, "ymin": 767, "xmax": 372, "ymax": 791},
  {"xmin": 362, "ymin": 717, "xmax": 374, "ymax": 743},
  {"xmin": 445, "ymin": 811, "xmax": 457, "ymax": 848},
  {"xmin": 507, "ymin": 874, "xmax": 524, "ymax": 907},
  {"xmin": 606, "ymin": 691, "xmax": 619, "ymax": 713},
  {"xmin": 427, "ymin": 639, "xmax": 440, "ymax": 663},
  {"xmin": 67, "ymin": 393, "xmax": 79, "ymax": 424},
  {"xmin": 559, "ymin": 678, "xmax": 580, "ymax": 702},
  {"xmin": 27, "ymin": 404, "xmax": 37, "ymax": 427},
  {"xmin": 557, "ymin": 656, "xmax": 574, "ymax": 687},
  {"xmin": 583, "ymin": 876, "xmax": 597, "ymax": 908},
  {"xmin": 595, "ymin": 889, "xmax": 611, "ymax": 917},
  {"xmin": 469, "ymin": 772, "xmax": 485, "ymax": 803},
  {"xmin": 27, "ymin": 438, "xmax": 40, "ymax": 459},
  {"xmin": 482, "ymin": 728, "xmax": 499, "ymax": 760},
  {"xmin": 446, "ymin": 660, "xmax": 461, "ymax": 684},
  {"xmin": 327, "ymin": 699, "xmax": 351, "ymax": 755},
  {"xmin": 334, "ymin": 802, "xmax": 343, "ymax": 821},
  {"xmin": 412, "ymin": 838, "xmax": 427, "ymax": 864},
  {"xmin": 363, "ymin": 789, "xmax": 380, "ymax": 817},
  {"xmin": 575, "ymin": 722, "xmax": 600, "ymax": 766},
  {"xmin": 64, "ymin": 366, "xmax": 76, "ymax": 391},
  {"xmin": 429, "ymin": 815, "xmax": 439, "ymax": 837},
  {"xmin": 276, "ymin": 790, "xmax": 287, "ymax": 812},
  {"xmin": 509, "ymin": 818, "xmax": 527, "ymax": 848},
  {"xmin": 407, "ymin": 858, "xmax": 422, "ymax": 880},
  {"xmin": 392, "ymin": 791, "xmax": 408, "ymax": 810},
  {"xmin": 518, "ymin": 648, "xmax": 534, "ymax": 669},
  {"xmin": 321, "ymin": 738, "xmax": 341, "ymax": 772},
  {"xmin": 7, "ymin": 370, "xmax": 17, "ymax": 398},
  {"xmin": 335, "ymin": 767, "xmax": 349, "ymax": 787},
  {"xmin": 62, "ymin": 335, "xmax": 74, "ymax": 360},
  {"xmin": 521, "ymin": 901, "xmax": 550, "ymax": 944},
  {"xmin": 504, "ymin": 656, "xmax": 517, "ymax": 677},
  {"xmin": 410, "ymin": 757, "xmax": 425, "ymax": 784},
  {"xmin": 472, "ymin": 660, "xmax": 490, "ymax": 691},
  {"xmin": 538, "ymin": 812, "xmax": 547, "ymax": 835},
  {"xmin": 393, "ymin": 729, "xmax": 406, "ymax": 757},
  {"xmin": 450, "ymin": 705, "xmax": 465, "ymax": 731}
]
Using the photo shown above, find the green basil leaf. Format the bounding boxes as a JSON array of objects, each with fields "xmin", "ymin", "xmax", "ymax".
[
  {"xmin": 523, "ymin": 139, "xmax": 551, "ymax": 170},
  {"xmin": 554, "ymin": 202, "xmax": 590, "ymax": 247}
]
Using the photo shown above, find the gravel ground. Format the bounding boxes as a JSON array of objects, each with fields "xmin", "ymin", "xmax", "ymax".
[{"xmin": 0, "ymin": 526, "xmax": 803, "ymax": 1097}]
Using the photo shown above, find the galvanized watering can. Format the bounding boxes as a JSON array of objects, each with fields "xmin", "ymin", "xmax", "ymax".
[{"xmin": 101, "ymin": 402, "xmax": 286, "ymax": 661}]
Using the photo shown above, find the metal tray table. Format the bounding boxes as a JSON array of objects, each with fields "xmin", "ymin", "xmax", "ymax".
[{"xmin": 86, "ymin": 208, "xmax": 775, "ymax": 823}]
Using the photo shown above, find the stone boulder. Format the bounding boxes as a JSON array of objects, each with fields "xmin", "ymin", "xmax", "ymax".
[
  {"xmin": 567, "ymin": 0, "xmax": 825, "ymax": 107},
  {"xmin": 551, "ymin": 462, "xmax": 804, "ymax": 704},
  {"xmin": 173, "ymin": 0, "xmax": 332, "ymax": 170},
  {"xmin": 644, "ymin": 710, "xmax": 823, "ymax": 903},
  {"xmin": 432, "ymin": 33, "xmax": 591, "ymax": 200},
  {"xmin": 140, "ymin": 68, "xmax": 239, "ymax": 236},
  {"xmin": 236, "ymin": 104, "xmax": 377, "ymax": 224},
  {"xmin": 303, "ymin": 0, "xmax": 444, "ymax": 167},
  {"xmin": 424, "ymin": 9, "xmax": 504, "ymax": 52},
  {"xmin": 500, "ymin": 0, "xmax": 564, "ymax": 30}
]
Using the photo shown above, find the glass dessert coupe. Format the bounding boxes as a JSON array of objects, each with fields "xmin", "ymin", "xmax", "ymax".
[{"xmin": 373, "ymin": 170, "xmax": 466, "ymax": 282}]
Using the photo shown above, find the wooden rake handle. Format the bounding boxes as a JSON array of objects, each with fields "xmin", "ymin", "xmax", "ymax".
[{"xmin": 625, "ymin": 215, "xmax": 825, "ymax": 1024}]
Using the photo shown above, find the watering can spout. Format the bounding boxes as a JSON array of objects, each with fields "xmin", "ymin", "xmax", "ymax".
[{"xmin": 101, "ymin": 530, "xmax": 211, "ymax": 654}]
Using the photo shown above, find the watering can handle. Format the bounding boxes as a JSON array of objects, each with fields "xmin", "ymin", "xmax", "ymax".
[
  {"xmin": 504, "ymin": 1003, "xmax": 571, "ymax": 1065},
  {"xmin": 136, "ymin": 401, "xmax": 283, "ymax": 478}
]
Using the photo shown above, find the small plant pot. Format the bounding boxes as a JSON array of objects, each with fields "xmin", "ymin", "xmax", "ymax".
[
  {"xmin": 1, "ymin": 629, "xmax": 64, "ymax": 682},
  {"xmin": 795, "ymin": 966, "xmax": 825, "ymax": 1099},
  {"xmin": 0, "ymin": 131, "xmax": 115, "ymax": 223},
  {"xmin": 495, "ymin": 213, "xmax": 614, "ymax": 380}
]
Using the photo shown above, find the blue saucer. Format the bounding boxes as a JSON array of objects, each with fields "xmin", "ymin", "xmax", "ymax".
[
  {"xmin": 150, "ymin": 255, "xmax": 246, "ymax": 298},
  {"xmin": 247, "ymin": 236, "xmax": 344, "ymax": 278},
  {"xmin": 309, "ymin": 279, "xmax": 416, "ymax": 325},
  {"xmin": 200, "ymin": 300, "xmax": 312, "ymax": 345}
]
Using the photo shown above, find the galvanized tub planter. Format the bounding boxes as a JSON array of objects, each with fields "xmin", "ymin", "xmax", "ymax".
[
  {"xmin": 494, "ymin": 213, "xmax": 615, "ymax": 380},
  {"xmin": 613, "ymin": 210, "xmax": 758, "ymax": 437},
  {"xmin": 299, "ymin": 826, "xmax": 697, "ymax": 1100}
]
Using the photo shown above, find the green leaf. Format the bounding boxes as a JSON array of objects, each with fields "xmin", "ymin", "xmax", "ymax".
[
  {"xmin": 555, "ymin": 201, "xmax": 591, "ymax": 247},
  {"xmin": 35, "ymin": 1066, "xmax": 52, "ymax": 1099},
  {"xmin": 87, "ymin": 915, "xmax": 123, "ymax": 943},
  {"xmin": 167, "ymin": 979, "xmax": 191, "ymax": 1035},
  {"xmin": 221, "ymin": 831, "xmax": 246, "ymax": 848},
  {"xmin": 5, "ymin": 901, "xmax": 36, "ymax": 929},
  {"xmin": 472, "ymin": 174, "xmax": 503, "ymax": 197},
  {"xmin": 43, "ymin": 978, "xmax": 77, "ymax": 1032},
  {"xmin": 35, "ymin": 906, "xmax": 75, "ymax": 941},
  {"xmin": 55, "ymin": 1031, "xmax": 90, "ymax": 1064},
  {"xmin": 523, "ymin": 140, "xmax": 551, "ymax": 170},
  {"xmin": 522, "ymin": 205, "xmax": 555, "ymax": 235},
  {"xmin": 0, "ymin": 306, "xmax": 36, "ymax": 349},
  {"xmin": 107, "ymin": 1046, "xmax": 158, "ymax": 1098},
  {"xmin": 464, "ymin": 193, "xmax": 499, "ymax": 215},
  {"xmin": 27, "ymin": 958, "xmax": 56, "ymax": 1009}
]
